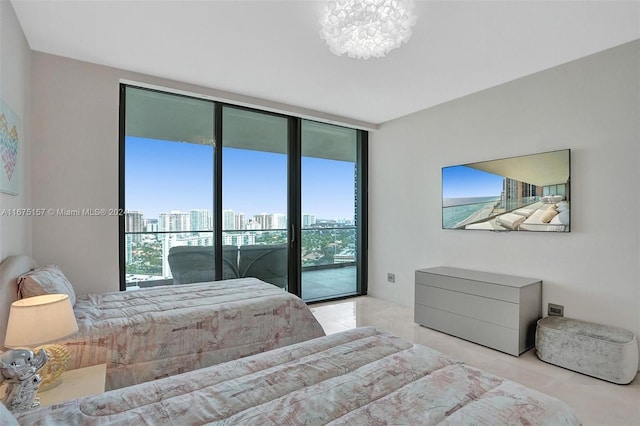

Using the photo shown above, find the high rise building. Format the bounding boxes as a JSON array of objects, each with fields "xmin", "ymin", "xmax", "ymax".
[
  {"xmin": 124, "ymin": 234, "xmax": 133, "ymax": 264},
  {"xmin": 223, "ymin": 232, "xmax": 255, "ymax": 246},
  {"xmin": 159, "ymin": 210, "xmax": 191, "ymax": 277},
  {"xmin": 272, "ymin": 213, "xmax": 287, "ymax": 230},
  {"xmin": 159, "ymin": 210, "xmax": 190, "ymax": 232},
  {"xmin": 191, "ymin": 209, "xmax": 212, "ymax": 232},
  {"xmin": 144, "ymin": 219, "xmax": 158, "ymax": 233},
  {"xmin": 353, "ymin": 163, "xmax": 358, "ymax": 226},
  {"xmin": 303, "ymin": 214, "xmax": 316, "ymax": 227},
  {"xmin": 125, "ymin": 211, "xmax": 143, "ymax": 242},
  {"xmin": 223, "ymin": 209, "xmax": 235, "ymax": 230},
  {"xmin": 254, "ymin": 213, "xmax": 272, "ymax": 230},
  {"xmin": 235, "ymin": 213, "xmax": 246, "ymax": 230},
  {"xmin": 246, "ymin": 219, "xmax": 262, "ymax": 230}
]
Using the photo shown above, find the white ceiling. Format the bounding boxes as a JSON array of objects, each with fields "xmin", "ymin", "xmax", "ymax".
[
  {"xmin": 10, "ymin": 0, "xmax": 640, "ymax": 127},
  {"xmin": 468, "ymin": 149, "xmax": 569, "ymax": 187}
]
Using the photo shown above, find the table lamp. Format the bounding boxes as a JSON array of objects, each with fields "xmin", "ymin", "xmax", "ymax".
[{"xmin": 4, "ymin": 294, "xmax": 79, "ymax": 391}]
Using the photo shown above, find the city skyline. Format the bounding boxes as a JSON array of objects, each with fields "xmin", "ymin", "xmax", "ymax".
[
  {"xmin": 126, "ymin": 209, "xmax": 350, "ymax": 234},
  {"xmin": 127, "ymin": 208, "xmax": 346, "ymax": 223},
  {"xmin": 125, "ymin": 136, "xmax": 356, "ymax": 221}
]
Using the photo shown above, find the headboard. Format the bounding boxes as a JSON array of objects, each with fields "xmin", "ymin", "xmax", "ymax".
[{"xmin": 0, "ymin": 255, "xmax": 38, "ymax": 350}]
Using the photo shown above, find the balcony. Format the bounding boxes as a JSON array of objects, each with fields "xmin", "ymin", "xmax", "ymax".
[
  {"xmin": 302, "ymin": 264, "xmax": 356, "ymax": 302},
  {"xmin": 443, "ymin": 196, "xmax": 542, "ymax": 229},
  {"xmin": 124, "ymin": 227, "xmax": 358, "ymax": 302}
]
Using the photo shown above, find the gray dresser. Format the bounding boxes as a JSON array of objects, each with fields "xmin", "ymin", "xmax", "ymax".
[{"xmin": 414, "ymin": 267, "xmax": 542, "ymax": 356}]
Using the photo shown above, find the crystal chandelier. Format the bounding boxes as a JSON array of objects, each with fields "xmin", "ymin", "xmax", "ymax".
[{"xmin": 319, "ymin": 0, "xmax": 417, "ymax": 59}]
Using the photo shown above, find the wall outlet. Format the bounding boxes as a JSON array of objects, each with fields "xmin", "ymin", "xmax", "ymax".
[
  {"xmin": 548, "ymin": 303, "xmax": 564, "ymax": 316},
  {"xmin": 387, "ymin": 273, "xmax": 396, "ymax": 283}
]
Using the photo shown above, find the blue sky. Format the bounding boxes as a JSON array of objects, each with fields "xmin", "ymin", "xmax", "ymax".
[
  {"xmin": 125, "ymin": 137, "xmax": 356, "ymax": 220},
  {"xmin": 442, "ymin": 165, "xmax": 504, "ymax": 199}
]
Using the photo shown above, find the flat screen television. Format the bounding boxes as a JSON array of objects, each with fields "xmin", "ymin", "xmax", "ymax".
[{"xmin": 442, "ymin": 149, "xmax": 570, "ymax": 232}]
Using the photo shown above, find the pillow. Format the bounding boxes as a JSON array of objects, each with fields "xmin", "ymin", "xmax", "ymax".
[
  {"xmin": 550, "ymin": 209, "xmax": 570, "ymax": 225},
  {"xmin": 540, "ymin": 208, "xmax": 559, "ymax": 224},
  {"xmin": 17, "ymin": 265, "xmax": 76, "ymax": 306},
  {"xmin": 556, "ymin": 202, "xmax": 570, "ymax": 212}
]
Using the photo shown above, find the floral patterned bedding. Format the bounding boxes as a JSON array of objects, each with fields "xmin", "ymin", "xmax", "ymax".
[
  {"xmin": 54, "ymin": 278, "xmax": 325, "ymax": 390},
  {"xmin": 16, "ymin": 327, "xmax": 581, "ymax": 425}
]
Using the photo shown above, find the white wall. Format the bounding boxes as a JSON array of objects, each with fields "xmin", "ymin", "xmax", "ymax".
[
  {"xmin": 0, "ymin": 0, "xmax": 32, "ymax": 260},
  {"xmin": 369, "ymin": 41, "xmax": 640, "ymax": 343},
  {"xmin": 30, "ymin": 54, "xmax": 121, "ymax": 294}
]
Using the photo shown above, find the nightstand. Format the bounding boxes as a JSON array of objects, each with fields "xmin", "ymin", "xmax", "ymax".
[{"xmin": 37, "ymin": 364, "xmax": 106, "ymax": 407}]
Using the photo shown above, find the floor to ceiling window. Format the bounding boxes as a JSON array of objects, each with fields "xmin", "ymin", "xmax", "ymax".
[
  {"xmin": 120, "ymin": 84, "xmax": 367, "ymax": 302},
  {"xmin": 222, "ymin": 106, "xmax": 289, "ymax": 290},
  {"xmin": 300, "ymin": 120, "xmax": 360, "ymax": 301},
  {"xmin": 122, "ymin": 87, "xmax": 215, "ymax": 288}
]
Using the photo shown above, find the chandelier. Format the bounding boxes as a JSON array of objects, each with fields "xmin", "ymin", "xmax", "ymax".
[{"xmin": 319, "ymin": 0, "xmax": 417, "ymax": 60}]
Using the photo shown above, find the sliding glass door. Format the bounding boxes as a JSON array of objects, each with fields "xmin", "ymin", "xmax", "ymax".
[
  {"xmin": 122, "ymin": 87, "xmax": 215, "ymax": 289},
  {"xmin": 120, "ymin": 85, "xmax": 367, "ymax": 301},
  {"xmin": 300, "ymin": 121, "xmax": 360, "ymax": 301},
  {"xmin": 221, "ymin": 106, "xmax": 289, "ymax": 290}
]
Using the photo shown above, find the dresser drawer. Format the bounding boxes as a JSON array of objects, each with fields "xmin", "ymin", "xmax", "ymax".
[
  {"xmin": 415, "ymin": 284, "xmax": 518, "ymax": 328},
  {"xmin": 416, "ymin": 269, "xmax": 521, "ymax": 302},
  {"xmin": 415, "ymin": 305, "xmax": 519, "ymax": 355}
]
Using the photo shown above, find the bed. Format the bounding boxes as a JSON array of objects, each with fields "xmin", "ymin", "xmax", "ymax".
[
  {"xmin": 0, "ymin": 255, "xmax": 325, "ymax": 390},
  {"xmin": 9, "ymin": 327, "xmax": 581, "ymax": 425}
]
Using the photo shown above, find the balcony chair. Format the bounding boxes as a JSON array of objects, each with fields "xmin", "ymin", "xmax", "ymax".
[
  {"xmin": 167, "ymin": 245, "xmax": 239, "ymax": 284},
  {"xmin": 238, "ymin": 244, "xmax": 288, "ymax": 289}
]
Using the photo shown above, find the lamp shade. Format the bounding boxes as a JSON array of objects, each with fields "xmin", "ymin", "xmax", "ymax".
[{"xmin": 4, "ymin": 294, "xmax": 78, "ymax": 348}]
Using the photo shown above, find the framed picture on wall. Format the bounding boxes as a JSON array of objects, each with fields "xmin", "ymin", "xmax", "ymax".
[{"xmin": 1, "ymin": 98, "xmax": 20, "ymax": 195}]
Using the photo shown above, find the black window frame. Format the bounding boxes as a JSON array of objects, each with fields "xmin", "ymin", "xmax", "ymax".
[{"xmin": 118, "ymin": 83, "xmax": 368, "ymax": 301}]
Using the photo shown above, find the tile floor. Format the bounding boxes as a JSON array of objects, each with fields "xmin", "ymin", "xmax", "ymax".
[{"xmin": 310, "ymin": 296, "xmax": 640, "ymax": 426}]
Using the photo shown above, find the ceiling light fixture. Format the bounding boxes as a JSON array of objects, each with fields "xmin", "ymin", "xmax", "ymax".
[{"xmin": 319, "ymin": 0, "xmax": 417, "ymax": 60}]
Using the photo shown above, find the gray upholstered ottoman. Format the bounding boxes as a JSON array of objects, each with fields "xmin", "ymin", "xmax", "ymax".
[{"xmin": 535, "ymin": 316, "xmax": 639, "ymax": 384}]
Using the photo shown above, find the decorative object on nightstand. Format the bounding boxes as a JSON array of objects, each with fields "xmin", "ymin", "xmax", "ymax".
[
  {"xmin": 2, "ymin": 294, "xmax": 78, "ymax": 411},
  {"xmin": 35, "ymin": 344, "xmax": 70, "ymax": 391},
  {"xmin": 0, "ymin": 348, "xmax": 47, "ymax": 412}
]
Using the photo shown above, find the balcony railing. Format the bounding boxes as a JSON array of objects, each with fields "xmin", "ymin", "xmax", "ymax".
[
  {"xmin": 124, "ymin": 226, "xmax": 357, "ymax": 289},
  {"xmin": 443, "ymin": 196, "xmax": 541, "ymax": 229}
]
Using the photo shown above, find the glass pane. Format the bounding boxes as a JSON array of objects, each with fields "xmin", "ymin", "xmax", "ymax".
[
  {"xmin": 124, "ymin": 87, "xmax": 215, "ymax": 289},
  {"xmin": 222, "ymin": 106, "xmax": 288, "ymax": 290},
  {"xmin": 300, "ymin": 120, "xmax": 358, "ymax": 301}
]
